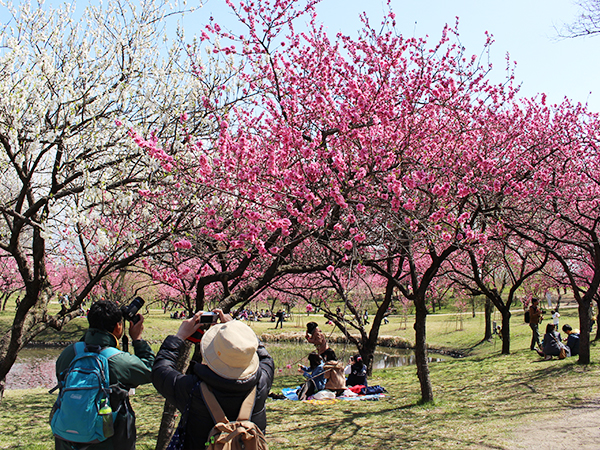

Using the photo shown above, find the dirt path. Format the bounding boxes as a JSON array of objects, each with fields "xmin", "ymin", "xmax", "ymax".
[{"xmin": 503, "ymin": 399, "xmax": 600, "ymax": 449}]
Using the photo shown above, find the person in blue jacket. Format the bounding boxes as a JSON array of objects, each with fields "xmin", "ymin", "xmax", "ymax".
[{"xmin": 296, "ymin": 352, "xmax": 325, "ymax": 400}]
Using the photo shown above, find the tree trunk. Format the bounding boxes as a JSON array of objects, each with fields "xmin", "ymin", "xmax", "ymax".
[
  {"xmin": 155, "ymin": 340, "xmax": 193, "ymax": 450},
  {"xmin": 359, "ymin": 342, "xmax": 377, "ymax": 376},
  {"xmin": 501, "ymin": 310, "xmax": 511, "ymax": 354},
  {"xmin": 360, "ymin": 278, "xmax": 395, "ymax": 376},
  {"xmin": 414, "ymin": 298, "xmax": 433, "ymax": 403},
  {"xmin": 484, "ymin": 297, "xmax": 493, "ymax": 341},
  {"xmin": 578, "ymin": 298, "xmax": 591, "ymax": 365},
  {"xmin": 595, "ymin": 297, "xmax": 600, "ymax": 341},
  {"xmin": 0, "ymin": 288, "xmax": 47, "ymax": 395}
]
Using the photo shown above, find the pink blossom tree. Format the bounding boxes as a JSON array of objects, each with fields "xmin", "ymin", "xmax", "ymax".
[
  {"xmin": 0, "ymin": 258, "xmax": 21, "ymax": 311},
  {"xmin": 155, "ymin": 0, "xmax": 527, "ymax": 404},
  {"xmin": 492, "ymin": 98, "xmax": 600, "ymax": 364},
  {"xmin": 447, "ymin": 232, "xmax": 550, "ymax": 353}
]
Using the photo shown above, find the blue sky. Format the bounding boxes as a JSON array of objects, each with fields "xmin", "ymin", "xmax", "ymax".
[
  {"xmin": 199, "ymin": 0, "xmax": 600, "ymax": 112},
  {"xmin": 3, "ymin": 0, "xmax": 599, "ymax": 112}
]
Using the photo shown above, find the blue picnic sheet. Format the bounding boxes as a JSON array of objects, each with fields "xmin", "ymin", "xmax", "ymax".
[{"xmin": 281, "ymin": 387, "xmax": 385, "ymax": 402}]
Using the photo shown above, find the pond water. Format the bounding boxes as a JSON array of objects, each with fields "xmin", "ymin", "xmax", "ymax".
[
  {"xmin": 6, "ymin": 344, "xmax": 448, "ymax": 390},
  {"xmin": 6, "ymin": 347, "xmax": 60, "ymax": 390}
]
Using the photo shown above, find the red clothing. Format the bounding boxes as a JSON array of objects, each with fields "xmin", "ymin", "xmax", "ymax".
[{"xmin": 348, "ymin": 385, "xmax": 365, "ymax": 394}]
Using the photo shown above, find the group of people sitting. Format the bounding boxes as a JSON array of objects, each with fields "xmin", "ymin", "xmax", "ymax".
[
  {"xmin": 295, "ymin": 322, "xmax": 369, "ymax": 400},
  {"xmin": 536, "ymin": 323, "xmax": 580, "ymax": 360}
]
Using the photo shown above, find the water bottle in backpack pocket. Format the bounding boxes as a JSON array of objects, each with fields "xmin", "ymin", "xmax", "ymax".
[{"xmin": 50, "ymin": 342, "xmax": 121, "ymax": 444}]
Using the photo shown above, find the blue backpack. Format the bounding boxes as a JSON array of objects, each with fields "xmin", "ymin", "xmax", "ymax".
[{"xmin": 50, "ymin": 342, "xmax": 121, "ymax": 443}]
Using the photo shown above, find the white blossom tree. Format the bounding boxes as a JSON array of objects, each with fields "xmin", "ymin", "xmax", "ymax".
[{"xmin": 0, "ymin": 0, "xmax": 229, "ymax": 399}]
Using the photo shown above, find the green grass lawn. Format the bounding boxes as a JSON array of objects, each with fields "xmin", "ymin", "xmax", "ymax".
[{"xmin": 1, "ymin": 299, "xmax": 596, "ymax": 449}]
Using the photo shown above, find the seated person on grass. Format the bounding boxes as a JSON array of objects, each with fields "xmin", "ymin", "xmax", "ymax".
[
  {"xmin": 344, "ymin": 354, "xmax": 368, "ymax": 387},
  {"xmin": 536, "ymin": 323, "xmax": 568, "ymax": 360},
  {"xmin": 562, "ymin": 324, "xmax": 580, "ymax": 356},
  {"xmin": 296, "ymin": 352, "xmax": 326, "ymax": 400}
]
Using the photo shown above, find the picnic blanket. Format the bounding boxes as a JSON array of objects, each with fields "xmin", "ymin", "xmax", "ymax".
[{"xmin": 281, "ymin": 387, "xmax": 385, "ymax": 402}]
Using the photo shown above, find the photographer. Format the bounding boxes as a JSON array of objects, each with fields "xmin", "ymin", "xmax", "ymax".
[
  {"xmin": 152, "ymin": 309, "xmax": 274, "ymax": 449},
  {"xmin": 529, "ymin": 297, "xmax": 544, "ymax": 351},
  {"xmin": 53, "ymin": 299, "xmax": 155, "ymax": 450}
]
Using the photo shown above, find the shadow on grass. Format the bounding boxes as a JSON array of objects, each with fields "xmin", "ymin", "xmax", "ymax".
[
  {"xmin": 269, "ymin": 399, "xmax": 516, "ymax": 449},
  {"xmin": 31, "ymin": 319, "xmax": 88, "ymax": 344},
  {"xmin": 0, "ymin": 391, "xmax": 55, "ymax": 448}
]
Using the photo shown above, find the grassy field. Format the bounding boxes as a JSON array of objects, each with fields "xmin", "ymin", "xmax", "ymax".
[{"xmin": 1, "ymin": 300, "xmax": 598, "ymax": 449}]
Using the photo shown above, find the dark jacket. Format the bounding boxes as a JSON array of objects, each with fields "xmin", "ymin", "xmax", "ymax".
[
  {"xmin": 152, "ymin": 335, "xmax": 274, "ymax": 450},
  {"xmin": 54, "ymin": 328, "xmax": 155, "ymax": 450},
  {"xmin": 566, "ymin": 333, "xmax": 580, "ymax": 356},
  {"xmin": 542, "ymin": 331, "xmax": 563, "ymax": 356},
  {"xmin": 346, "ymin": 361, "xmax": 368, "ymax": 387}
]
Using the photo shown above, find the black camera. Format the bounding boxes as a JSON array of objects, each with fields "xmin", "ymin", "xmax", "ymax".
[
  {"xmin": 199, "ymin": 312, "xmax": 218, "ymax": 324},
  {"xmin": 121, "ymin": 297, "xmax": 144, "ymax": 324},
  {"xmin": 187, "ymin": 312, "xmax": 218, "ymax": 343}
]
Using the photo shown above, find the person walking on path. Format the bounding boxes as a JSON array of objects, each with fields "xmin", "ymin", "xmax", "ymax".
[
  {"xmin": 529, "ymin": 298, "xmax": 544, "ymax": 351},
  {"xmin": 552, "ymin": 310, "xmax": 560, "ymax": 329}
]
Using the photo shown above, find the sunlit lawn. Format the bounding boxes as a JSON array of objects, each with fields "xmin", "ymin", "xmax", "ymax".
[
  {"xmin": 1, "ymin": 296, "xmax": 595, "ymax": 449},
  {"xmin": 3, "ymin": 339, "xmax": 599, "ymax": 449}
]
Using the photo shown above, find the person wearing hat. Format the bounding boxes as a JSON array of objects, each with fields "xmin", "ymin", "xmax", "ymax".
[{"xmin": 152, "ymin": 309, "xmax": 274, "ymax": 449}]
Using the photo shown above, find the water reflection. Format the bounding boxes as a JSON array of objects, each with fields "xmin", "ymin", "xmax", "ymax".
[
  {"xmin": 7, "ymin": 347, "xmax": 59, "ymax": 390},
  {"xmin": 7, "ymin": 345, "xmax": 447, "ymax": 390},
  {"xmin": 372, "ymin": 351, "xmax": 445, "ymax": 370}
]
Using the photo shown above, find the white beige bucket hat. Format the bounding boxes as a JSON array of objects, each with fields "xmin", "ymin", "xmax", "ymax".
[{"xmin": 200, "ymin": 320, "xmax": 259, "ymax": 380}]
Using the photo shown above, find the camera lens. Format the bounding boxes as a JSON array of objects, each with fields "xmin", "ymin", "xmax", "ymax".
[{"xmin": 122, "ymin": 297, "xmax": 145, "ymax": 323}]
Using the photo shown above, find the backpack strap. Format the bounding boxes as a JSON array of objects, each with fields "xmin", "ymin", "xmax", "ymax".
[
  {"xmin": 199, "ymin": 382, "xmax": 258, "ymax": 424},
  {"xmin": 200, "ymin": 382, "xmax": 229, "ymax": 424},
  {"xmin": 73, "ymin": 341, "xmax": 86, "ymax": 356},
  {"xmin": 237, "ymin": 386, "xmax": 257, "ymax": 422},
  {"xmin": 100, "ymin": 346, "xmax": 122, "ymax": 359},
  {"xmin": 74, "ymin": 342, "xmax": 121, "ymax": 359}
]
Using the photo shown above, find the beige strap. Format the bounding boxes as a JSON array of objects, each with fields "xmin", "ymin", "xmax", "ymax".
[
  {"xmin": 200, "ymin": 382, "xmax": 257, "ymax": 423},
  {"xmin": 200, "ymin": 382, "xmax": 228, "ymax": 424},
  {"xmin": 237, "ymin": 386, "xmax": 257, "ymax": 421}
]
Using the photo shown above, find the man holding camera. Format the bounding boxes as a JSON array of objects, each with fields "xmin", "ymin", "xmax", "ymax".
[
  {"xmin": 529, "ymin": 297, "xmax": 544, "ymax": 351},
  {"xmin": 53, "ymin": 300, "xmax": 155, "ymax": 450}
]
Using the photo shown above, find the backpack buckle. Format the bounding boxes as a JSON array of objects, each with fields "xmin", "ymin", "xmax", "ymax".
[{"xmin": 85, "ymin": 344, "xmax": 102, "ymax": 353}]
